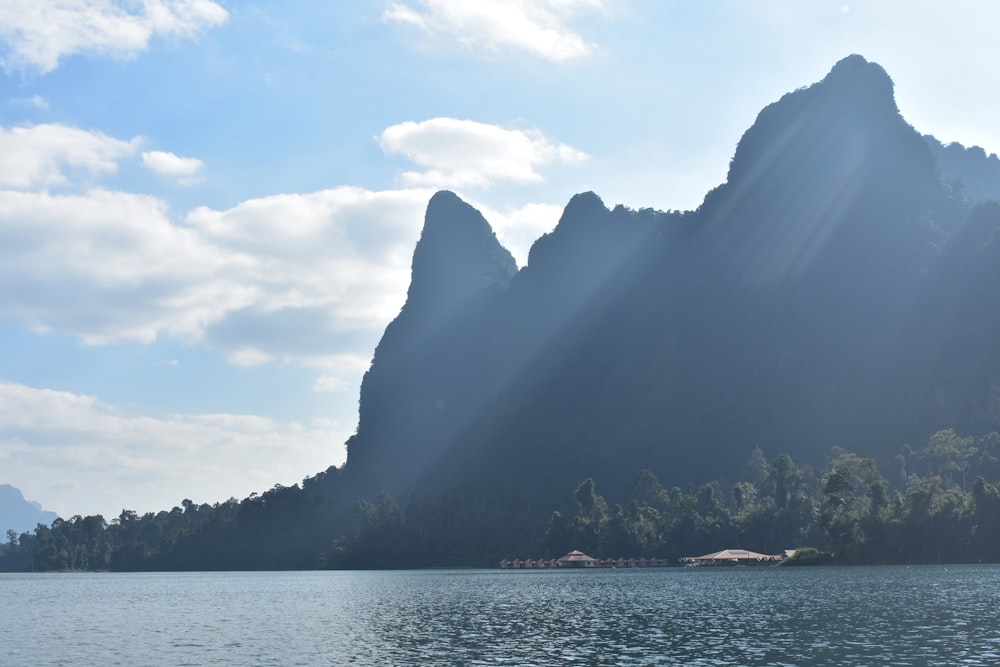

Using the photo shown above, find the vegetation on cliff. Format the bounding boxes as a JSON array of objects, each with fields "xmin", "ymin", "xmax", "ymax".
[{"xmin": 3, "ymin": 429, "xmax": 1000, "ymax": 570}]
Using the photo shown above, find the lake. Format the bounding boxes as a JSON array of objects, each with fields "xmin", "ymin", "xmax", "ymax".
[{"xmin": 3, "ymin": 565, "xmax": 999, "ymax": 666}]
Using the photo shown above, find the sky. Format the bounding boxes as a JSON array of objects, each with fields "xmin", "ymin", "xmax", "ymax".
[{"xmin": 1, "ymin": 0, "xmax": 999, "ymax": 520}]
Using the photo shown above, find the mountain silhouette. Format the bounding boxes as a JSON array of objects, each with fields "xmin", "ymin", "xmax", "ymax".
[
  {"xmin": 341, "ymin": 55, "xmax": 1000, "ymax": 507},
  {"xmin": 0, "ymin": 484, "xmax": 57, "ymax": 536}
]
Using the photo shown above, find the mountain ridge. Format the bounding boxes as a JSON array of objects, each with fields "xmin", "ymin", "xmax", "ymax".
[{"xmin": 343, "ymin": 54, "xmax": 1000, "ymax": 505}]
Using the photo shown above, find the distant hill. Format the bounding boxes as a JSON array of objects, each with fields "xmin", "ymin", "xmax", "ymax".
[
  {"xmin": 343, "ymin": 55, "xmax": 1000, "ymax": 505},
  {"xmin": 0, "ymin": 485, "xmax": 57, "ymax": 536}
]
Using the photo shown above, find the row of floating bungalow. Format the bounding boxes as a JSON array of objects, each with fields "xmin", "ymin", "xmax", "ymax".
[
  {"xmin": 500, "ymin": 551, "xmax": 668, "ymax": 569},
  {"xmin": 500, "ymin": 548, "xmax": 795, "ymax": 569}
]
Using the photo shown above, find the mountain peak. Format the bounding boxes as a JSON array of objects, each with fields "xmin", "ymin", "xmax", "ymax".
[
  {"xmin": 694, "ymin": 54, "xmax": 949, "ymax": 287},
  {"xmin": 423, "ymin": 190, "xmax": 480, "ymax": 233},
  {"xmin": 525, "ymin": 191, "xmax": 613, "ymax": 270},
  {"xmin": 706, "ymin": 54, "xmax": 925, "ymax": 218},
  {"xmin": 563, "ymin": 191, "xmax": 608, "ymax": 218},
  {"xmin": 403, "ymin": 191, "xmax": 516, "ymax": 315},
  {"xmin": 821, "ymin": 54, "xmax": 896, "ymax": 112}
]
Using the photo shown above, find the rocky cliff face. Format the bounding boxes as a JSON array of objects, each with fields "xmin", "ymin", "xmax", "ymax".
[
  {"xmin": 342, "ymin": 56, "xmax": 1000, "ymax": 503},
  {"xmin": 345, "ymin": 191, "xmax": 517, "ymax": 493}
]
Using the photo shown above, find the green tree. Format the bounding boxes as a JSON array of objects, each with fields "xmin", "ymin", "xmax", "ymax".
[
  {"xmin": 971, "ymin": 477, "xmax": 1000, "ymax": 559},
  {"xmin": 923, "ymin": 429, "xmax": 977, "ymax": 489},
  {"xmin": 570, "ymin": 478, "xmax": 608, "ymax": 554},
  {"xmin": 820, "ymin": 451, "xmax": 890, "ymax": 561}
]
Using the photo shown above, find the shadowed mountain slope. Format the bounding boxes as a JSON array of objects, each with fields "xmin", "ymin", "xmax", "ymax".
[
  {"xmin": 345, "ymin": 191, "xmax": 518, "ymax": 494},
  {"xmin": 342, "ymin": 55, "xmax": 999, "ymax": 506}
]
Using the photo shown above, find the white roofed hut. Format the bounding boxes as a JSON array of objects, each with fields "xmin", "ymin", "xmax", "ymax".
[
  {"xmin": 556, "ymin": 550, "xmax": 599, "ymax": 568},
  {"xmin": 679, "ymin": 548, "xmax": 786, "ymax": 566}
]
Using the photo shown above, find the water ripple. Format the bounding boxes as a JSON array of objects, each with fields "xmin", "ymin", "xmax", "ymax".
[{"xmin": 4, "ymin": 565, "xmax": 1000, "ymax": 665}]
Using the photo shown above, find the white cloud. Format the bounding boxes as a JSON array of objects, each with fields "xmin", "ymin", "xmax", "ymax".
[
  {"xmin": 383, "ymin": 0, "xmax": 603, "ymax": 61},
  {"xmin": 0, "ymin": 380, "xmax": 347, "ymax": 518},
  {"xmin": 185, "ymin": 187, "xmax": 432, "ymax": 390},
  {"xmin": 0, "ymin": 116, "xmax": 565, "ymax": 395},
  {"xmin": 0, "ymin": 188, "xmax": 255, "ymax": 343},
  {"xmin": 0, "ymin": 0, "xmax": 229, "ymax": 74},
  {"xmin": 475, "ymin": 201, "xmax": 563, "ymax": 267},
  {"xmin": 379, "ymin": 117, "xmax": 587, "ymax": 188},
  {"xmin": 308, "ymin": 354, "xmax": 373, "ymax": 393},
  {"xmin": 187, "ymin": 186, "xmax": 432, "ymax": 334},
  {"xmin": 142, "ymin": 149, "xmax": 205, "ymax": 183},
  {"xmin": 9, "ymin": 95, "xmax": 50, "ymax": 111},
  {"xmin": 0, "ymin": 183, "xmax": 432, "ymax": 390},
  {"xmin": 227, "ymin": 347, "xmax": 273, "ymax": 367},
  {"xmin": 313, "ymin": 374, "xmax": 348, "ymax": 392},
  {"xmin": 0, "ymin": 117, "xmax": 569, "ymax": 397},
  {"xmin": 0, "ymin": 123, "xmax": 137, "ymax": 189}
]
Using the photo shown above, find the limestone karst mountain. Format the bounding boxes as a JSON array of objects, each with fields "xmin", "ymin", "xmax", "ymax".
[{"xmin": 343, "ymin": 55, "xmax": 1000, "ymax": 504}]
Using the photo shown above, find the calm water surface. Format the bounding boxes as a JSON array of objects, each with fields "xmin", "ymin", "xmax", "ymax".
[{"xmin": 3, "ymin": 565, "xmax": 1000, "ymax": 666}]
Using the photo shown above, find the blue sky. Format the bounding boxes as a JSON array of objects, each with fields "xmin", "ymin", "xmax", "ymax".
[{"xmin": 1, "ymin": 0, "xmax": 998, "ymax": 519}]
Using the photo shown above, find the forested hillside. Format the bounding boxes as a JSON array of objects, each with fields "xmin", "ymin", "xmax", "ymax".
[{"xmin": 4, "ymin": 431, "xmax": 1000, "ymax": 570}]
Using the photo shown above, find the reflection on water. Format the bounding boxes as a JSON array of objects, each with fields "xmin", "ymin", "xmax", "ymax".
[{"xmin": 4, "ymin": 565, "xmax": 1000, "ymax": 666}]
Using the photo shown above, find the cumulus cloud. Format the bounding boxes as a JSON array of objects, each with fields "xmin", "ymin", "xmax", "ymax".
[
  {"xmin": 186, "ymin": 187, "xmax": 433, "ymax": 388},
  {"xmin": 383, "ymin": 0, "xmax": 604, "ymax": 61},
  {"xmin": 0, "ymin": 117, "xmax": 568, "ymax": 393},
  {"xmin": 0, "ymin": 0, "xmax": 229, "ymax": 74},
  {"xmin": 0, "ymin": 188, "xmax": 250, "ymax": 343},
  {"xmin": 0, "ymin": 117, "xmax": 572, "ymax": 393},
  {"xmin": 0, "ymin": 112, "xmax": 582, "ymax": 401},
  {"xmin": 0, "ymin": 181, "xmax": 433, "ymax": 390},
  {"xmin": 0, "ymin": 380, "xmax": 347, "ymax": 518},
  {"xmin": 0, "ymin": 123, "xmax": 137, "ymax": 190},
  {"xmin": 142, "ymin": 149, "xmax": 205, "ymax": 183},
  {"xmin": 379, "ymin": 117, "xmax": 587, "ymax": 188}
]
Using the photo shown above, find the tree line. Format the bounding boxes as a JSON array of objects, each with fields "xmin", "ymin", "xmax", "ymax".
[{"xmin": 3, "ymin": 429, "xmax": 1000, "ymax": 571}]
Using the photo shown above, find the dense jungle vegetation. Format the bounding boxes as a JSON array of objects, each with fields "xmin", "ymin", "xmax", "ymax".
[{"xmin": 3, "ymin": 429, "xmax": 999, "ymax": 571}]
